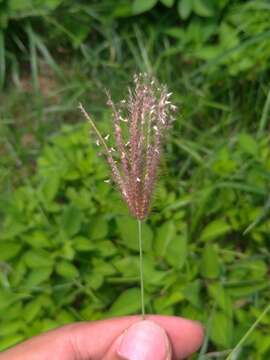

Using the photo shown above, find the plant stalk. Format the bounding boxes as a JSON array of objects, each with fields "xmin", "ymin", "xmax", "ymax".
[
  {"xmin": 138, "ymin": 219, "xmax": 145, "ymax": 319},
  {"xmin": 225, "ymin": 302, "xmax": 270, "ymax": 360}
]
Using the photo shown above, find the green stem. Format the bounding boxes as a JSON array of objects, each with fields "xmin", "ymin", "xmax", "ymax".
[
  {"xmin": 138, "ymin": 219, "xmax": 145, "ymax": 319},
  {"xmin": 225, "ymin": 302, "xmax": 270, "ymax": 360}
]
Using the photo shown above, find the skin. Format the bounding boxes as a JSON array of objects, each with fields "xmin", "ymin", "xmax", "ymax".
[{"xmin": 0, "ymin": 315, "xmax": 204, "ymax": 360}]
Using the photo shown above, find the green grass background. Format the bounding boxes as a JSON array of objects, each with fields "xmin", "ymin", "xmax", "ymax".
[{"xmin": 0, "ymin": 1, "xmax": 270, "ymax": 358}]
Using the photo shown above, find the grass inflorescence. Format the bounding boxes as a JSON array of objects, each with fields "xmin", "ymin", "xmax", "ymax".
[{"xmin": 79, "ymin": 73, "xmax": 176, "ymax": 317}]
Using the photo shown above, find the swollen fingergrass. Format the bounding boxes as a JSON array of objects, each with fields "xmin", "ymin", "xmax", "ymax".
[{"xmin": 79, "ymin": 73, "xmax": 176, "ymax": 317}]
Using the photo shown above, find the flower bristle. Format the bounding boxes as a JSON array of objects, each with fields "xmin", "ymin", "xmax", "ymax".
[{"xmin": 79, "ymin": 73, "xmax": 177, "ymax": 220}]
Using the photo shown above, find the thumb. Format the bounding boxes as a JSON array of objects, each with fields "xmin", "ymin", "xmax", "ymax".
[{"xmin": 104, "ymin": 320, "xmax": 171, "ymax": 360}]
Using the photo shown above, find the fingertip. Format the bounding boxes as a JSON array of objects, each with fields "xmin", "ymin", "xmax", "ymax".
[
  {"xmin": 185, "ymin": 320, "xmax": 205, "ymax": 354},
  {"xmin": 104, "ymin": 320, "xmax": 172, "ymax": 360},
  {"xmin": 145, "ymin": 315, "xmax": 204, "ymax": 359}
]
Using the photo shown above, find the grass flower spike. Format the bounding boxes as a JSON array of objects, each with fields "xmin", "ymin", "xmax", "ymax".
[
  {"xmin": 79, "ymin": 73, "xmax": 176, "ymax": 220},
  {"xmin": 79, "ymin": 73, "xmax": 176, "ymax": 317}
]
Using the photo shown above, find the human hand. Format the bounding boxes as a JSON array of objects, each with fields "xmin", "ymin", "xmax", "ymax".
[{"xmin": 0, "ymin": 315, "xmax": 204, "ymax": 360}]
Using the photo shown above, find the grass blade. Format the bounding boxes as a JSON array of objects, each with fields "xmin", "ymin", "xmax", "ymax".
[
  {"xmin": 0, "ymin": 30, "xmax": 6, "ymax": 88},
  {"xmin": 26, "ymin": 24, "xmax": 39, "ymax": 92},
  {"xmin": 258, "ymin": 87, "xmax": 270, "ymax": 137},
  {"xmin": 32, "ymin": 31, "xmax": 63, "ymax": 78},
  {"xmin": 225, "ymin": 303, "xmax": 270, "ymax": 360}
]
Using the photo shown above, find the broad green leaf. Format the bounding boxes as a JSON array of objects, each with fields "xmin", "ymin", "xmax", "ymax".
[
  {"xmin": 165, "ymin": 27, "xmax": 185, "ymax": 39},
  {"xmin": 227, "ymin": 281, "xmax": 268, "ymax": 298},
  {"xmin": 61, "ymin": 240, "xmax": 75, "ymax": 260},
  {"xmin": 166, "ymin": 235, "xmax": 187, "ymax": 268},
  {"xmin": 92, "ymin": 259, "xmax": 116, "ymax": 276},
  {"xmin": 80, "ymin": 304, "xmax": 95, "ymax": 319},
  {"xmin": 258, "ymin": 336, "xmax": 270, "ymax": 355},
  {"xmin": 143, "ymin": 256, "xmax": 167, "ymax": 286},
  {"xmin": 42, "ymin": 0, "xmax": 63, "ymax": 10},
  {"xmin": 200, "ymin": 219, "xmax": 231, "ymax": 242},
  {"xmin": 190, "ymin": 188, "xmax": 212, "ymax": 233},
  {"xmin": 200, "ymin": 244, "xmax": 220, "ymax": 279},
  {"xmin": 193, "ymin": 0, "xmax": 214, "ymax": 17},
  {"xmin": 0, "ymin": 320, "xmax": 24, "ymax": 337},
  {"xmin": 24, "ymin": 250, "xmax": 53, "ymax": 268},
  {"xmin": 0, "ymin": 242, "xmax": 21, "ymax": 260},
  {"xmin": 56, "ymin": 261, "xmax": 79, "ymax": 279},
  {"xmin": 238, "ymin": 133, "xmax": 258, "ymax": 156},
  {"xmin": 9, "ymin": 0, "xmax": 62, "ymax": 12},
  {"xmin": 208, "ymin": 283, "xmax": 232, "ymax": 317},
  {"xmin": 56, "ymin": 309, "xmax": 76, "ymax": 325},
  {"xmin": 61, "ymin": 205, "xmax": 83, "ymax": 237},
  {"xmin": 154, "ymin": 291, "xmax": 184, "ymax": 312},
  {"xmin": 0, "ymin": 334, "xmax": 24, "ymax": 352},
  {"xmin": 40, "ymin": 174, "xmax": 60, "ymax": 203},
  {"xmin": 0, "ymin": 222, "xmax": 26, "ymax": 240},
  {"xmin": 248, "ymin": 259, "xmax": 268, "ymax": 279},
  {"xmin": 132, "ymin": 0, "xmax": 158, "ymax": 14},
  {"xmin": 178, "ymin": 0, "xmax": 192, "ymax": 19},
  {"xmin": 84, "ymin": 272, "xmax": 104, "ymax": 290},
  {"xmin": 0, "ymin": 272, "xmax": 9, "ymax": 288},
  {"xmin": 109, "ymin": 288, "xmax": 142, "ymax": 316},
  {"xmin": 61, "ymin": 18, "xmax": 90, "ymax": 49},
  {"xmin": 183, "ymin": 280, "xmax": 202, "ymax": 308},
  {"xmin": 74, "ymin": 237, "xmax": 95, "ymax": 252},
  {"xmin": 95, "ymin": 240, "xmax": 117, "ymax": 257},
  {"xmin": 117, "ymin": 216, "xmax": 153, "ymax": 252},
  {"xmin": 24, "ymin": 231, "xmax": 51, "ymax": 249},
  {"xmin": 155, "ymin": 220, "xmax": 176, "ymax": 257},
  {"xmin": 24, "ymin": 267, "xmax": 53, "ymax": 288},
  {"xmin": 210, "ymin": 311, "xmax": 233, "ymax": 348},
  {"xmin": 66, "ymin": 187, "xmax": 93, "ymax": 211},
  {"xmin": 112, "ymin": 3, "xmax": 133, "ymax": 17},
  {"xmin": 89, "ymin": 216, "xmax": 108, "ymax": 240},
  {"xmin": 212, "ymin": 148, "xmax": 237, "ymax": 176},
  {"xmin": 0, "ymin": 10, "xmax": 8, "ymax": 29},
  {"xmin": 40, "ymin": 319, "xmax": 59, "ymax": 332},
  {"xmin": 195, "ymin": 45, "xmax": 220, "ymax": 60},
  {"xmin": 160, "ymin": 0, "xmax": 174, "ymax": 7},
  {"xmin": 219, "ymin": 22, "xmax": 239, "ymax": 48},
  {"xmin": 23, "ymin": 297, "xmax": 43, "ymax": 323},
  {"xmin": 181, "ymin": 304, "xmax": 205, "ymax": 321},
  {"xmin": 0, "ymin": 291, "xmax": 21, "ymax": 312},
  {"xmin": 113, "ymin": 256, "xmax": 138, "ymax": 277},
  {"xmin": 8, "ymin": 260, "xmax": 26, "ymax": 288},
  {"xmin": 9, "ymin": 0, "xmax": 34, "ymax": 12},
  {"xmin": 231, "ymin": 259, "xmax": 268, "ymax": 280}
]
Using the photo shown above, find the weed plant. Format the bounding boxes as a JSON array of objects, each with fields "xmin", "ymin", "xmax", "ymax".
[{"xmin": 1, "ymin": 1, "xmax": 270, "ymax": 358}]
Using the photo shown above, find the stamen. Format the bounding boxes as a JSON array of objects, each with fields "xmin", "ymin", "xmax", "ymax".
[{"xmin": 120, "ymin": 117, "xmax": 128, "ymax": 123}]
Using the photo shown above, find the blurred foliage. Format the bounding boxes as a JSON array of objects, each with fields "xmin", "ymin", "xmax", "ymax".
[
  {"xmin": 1, "ymin": 0, "xmax": 270, "ymax": 359},
  {"xmin": 1, "ymin": 0, "xmax": 270, "ymax": 87},
  {"xmin": 1, "ymin": 124, "xmax": 270, "ymax": 358}
]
